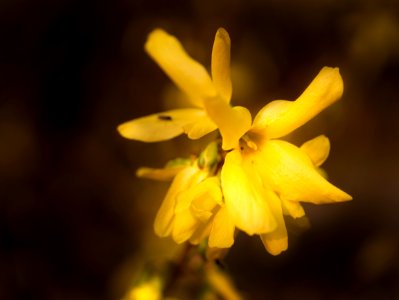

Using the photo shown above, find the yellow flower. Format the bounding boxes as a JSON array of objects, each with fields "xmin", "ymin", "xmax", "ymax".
[
  {"xmin": 138, "ymin": 143, "xmax": 235, "ymax": 248},
  {"xmin": 118, "ymin": 28, "xmax": 250, "ymax": 146},
  {"xmin": 125, "ymin": 277, "xmax": 162, "ymax": 300},
  {"xmin": 208, "ymin": 67, "xmax": 352, "ymax": 255},
  {"xmin": 120, "ymin": 27, "xmax": 352, "ymax": 256}
]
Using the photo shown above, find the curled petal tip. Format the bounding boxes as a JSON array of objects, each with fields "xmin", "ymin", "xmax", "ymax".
[
  {"xmin": 215, "ymin": 27, "xmax": 230, "ymax": 41},
  {"xmin": 340, "ymin": 191, "xmax": 353, "ymax": 201}
]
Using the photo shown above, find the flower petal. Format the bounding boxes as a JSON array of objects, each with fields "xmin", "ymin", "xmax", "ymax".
[
  {"xmin": 172, "ymin": 210, "xmax": 199, "ymax": 243},
  {"xmin": 204, "ymin": 97, "xmax": 252, "ymax": 150},
  {"xmin": 136, "ymin": 166, "xmax": 185, "ymax": 181},
  {"xmin": 190, "ymin": 177, "xmax": 223, "ymax": 222},
  {"xmin": 145, "ymin": 29, "xmax": 216, "ymax": 107},
  {"xmin": 189, "ymin": 219, "xmax": 213, "ymax": 245},
  {"xmin": 171, "ymin": 170, "xmax": 211, "ymax": 242},
  {"xmin": 280, "ymin": 198, "xmax": 305, "ymax": 218},
  {"xmin": 252, "ymin": 100, "xmax": 292, "ymax": 132},
  {"xmin": 300, "ymin": 135, "xmax": 330, "ymax": 167},
  {"xmin": 260, "ymin": 224, "xmax": 288, "ymax": 256},
  {"xmin": 182, "ymin": 114, "xmax": 217, "ymax": 140},
  {"xmin": 255, "ymin": 140, "xmax": 352, "ymax": 204},
  {"xmin": 260, "ymin": 191, "xmax": 288, "ymax": 255},
  {"xmin": 175, "ymin": 176, "xmax": 221, "ymax": 221},
  {"xmin": 118, "ymin": 109, "xmax": 215, "ymax": 142},
  {"xmin": 154, "ymin": 166, "xmax": 203, "ymax": 237},
  {"xmin": 208, "ymin": 206, "xmax": 235, "ymax": 248},
  {"xmin": 211, "ymin": 28, "xmax": 232, "ymax": 103},
  {"xmin": 253, "ymin": 67, "xmax": 344, "ymax": 138},
  {"xmin": 221, "ymin": 150, "xmax": 277, "ymax": 235}
]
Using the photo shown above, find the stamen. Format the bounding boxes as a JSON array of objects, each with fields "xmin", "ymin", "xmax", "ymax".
[{"xmin": 242, "ymin": 135, "xmax": 258, "ymax": 151}]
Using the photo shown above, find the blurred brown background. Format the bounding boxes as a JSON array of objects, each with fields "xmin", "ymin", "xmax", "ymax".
[{"xmin": 1, "ymin": 0, "xmax": 399, "ymax": 299}]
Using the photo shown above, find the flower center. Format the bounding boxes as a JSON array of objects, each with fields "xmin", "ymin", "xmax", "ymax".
[
  {"xmin": 239, "ymin": 131, "xmax": 265, "ymax": 153},
  {"xmin": 241, "ymin": 135, "xmax": 257, "ymax": 151}
]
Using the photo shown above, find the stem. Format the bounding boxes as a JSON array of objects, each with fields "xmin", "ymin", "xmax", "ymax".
[{"xmin": 162, "ymin": 243, "xmax": 194, "ymax": 296}]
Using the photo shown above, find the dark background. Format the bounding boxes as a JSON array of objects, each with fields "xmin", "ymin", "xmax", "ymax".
[{"xmin": 1, "ymin": 0, "xmax": 399, "ymax": 299}]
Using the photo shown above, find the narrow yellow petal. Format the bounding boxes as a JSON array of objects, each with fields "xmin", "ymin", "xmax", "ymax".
[
  {"xmin": 149, "ymin": 165, "xmax": 213, "ymax": 245},
  {"xmin": 253, "ymin": 67, "xmax": 344, "ymax": 138},
  {"xmin": 260, "ymin": 191, "xmax": 288, "ymax": 255},
  {"xmin": 174, "ymin": 170, "xmax": 210, "ymax": 214},
  {"xmin": 174, "ymin": 176, "xmax": 221, "ymax": 222},
  {"xmin": 172, "ymin": 210, "xmax": 199, "ymax": 243},
  {"xmin": 145, "ymin": 29, "xmax": 216, "ymax": 107},
  {"xmin": 189, "ymin": 218, "xmax": 213, "ymax": 245},
  {"xmin": 260, "ymin": 225, "xmax": 288, "ymax": 256},
  {"xmin": 182, "ymin": 114, "xmax": 217, "ymax": 140},
  {"xmin": 255, "ymin": 140, "xmax": 352, "ymax": 204},
  {"xmin": 221, "ymin": 150, "xmax": 277, "ymax": 235},
  {"xmin": 190, "ymin": 177, "xmax": 223, "ymax": 222},
  {"xmin": 280, "ymin": 198, "xmax": 305, "ymax": 218},
  {"xmin": 172, "ymin": 173, "xmax": 215, "ymax": 243},
  {"xmin": 300, "ymin": 135, "xmax": 330, "ymax": 167},
  {"xmin": 204, "ymin": 97, "xmax": 252, "ymax": 150},
  {"xmin": 154, "ymin": 166, "xmax": 201, "ymax": 237},
  {"xmin": 136, "ymin": 166, "xmax": 185, "ymax": 181},
  {"xmin": 208, "ymin": 206, "xmax": 235, "ymax": 248},
  {"xmin": 118, "ymin": 109, "xmax": 215, "ymax": 142},
  {"xmin": 211, "ymin": 28, "xmax": 232, "ymax": 103},
  {"xmin": 252, "ymin": 100, "xmax": 292, "ymax": 132},
  {"xmin": 174, "ymin": 190, "xmax": 194, "ymax": 214}
]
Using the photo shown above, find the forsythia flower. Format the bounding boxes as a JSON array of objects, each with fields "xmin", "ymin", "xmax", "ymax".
[
  {"xmin": 138, "ymin": 143, "xmax": 235, "ymax": 248},
  {"xmin": 208, "ymin": 67, "xmax": 353, "ymax": 255},
  {"xmin": 118, "ymin": 27, "xmax": 352, "ymax": 255},
  {"xmin": 118, "ymin": 28, "xmax": 250, "ymax": 148}
]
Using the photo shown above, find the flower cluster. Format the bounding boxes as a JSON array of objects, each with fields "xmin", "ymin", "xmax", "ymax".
[{"xmin": 118, "ymin": 28, "xmax": 352, "ymax": 255}]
